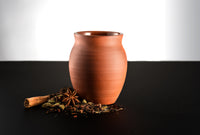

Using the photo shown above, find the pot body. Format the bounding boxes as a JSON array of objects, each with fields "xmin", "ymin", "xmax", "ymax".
[{"xmin": 69, "ymin": 31, "xmax": 127, "ymax": 105}]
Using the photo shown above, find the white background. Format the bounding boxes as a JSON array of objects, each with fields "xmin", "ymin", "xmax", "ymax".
[{"xmin": 0, "ymin": 0, "xmax": 199, "ymax": 61}]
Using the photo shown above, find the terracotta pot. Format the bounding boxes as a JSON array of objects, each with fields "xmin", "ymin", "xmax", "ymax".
[{"xmin": 69, "ymin": 31, "xmax": 127, "ymax": 105}]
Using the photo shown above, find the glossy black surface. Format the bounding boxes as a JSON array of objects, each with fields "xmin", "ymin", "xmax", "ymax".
[{"xmin": 0, "ymin": 62, "xmax": 200, "ymax": 135}]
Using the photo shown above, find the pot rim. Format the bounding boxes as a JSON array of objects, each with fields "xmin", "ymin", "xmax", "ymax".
[{"xmin": 74, "ymin": 31, "xmax": 123, "ymax": 37}]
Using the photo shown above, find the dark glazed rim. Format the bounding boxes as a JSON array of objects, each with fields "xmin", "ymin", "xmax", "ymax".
[{"xmin": 74, "ymin": 31, "xmax": 123, "ymax": 37}]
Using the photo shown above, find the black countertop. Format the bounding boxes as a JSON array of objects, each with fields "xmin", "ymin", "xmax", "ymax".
[{"xmin": 0, "ymin": 62, "xmax": 200, "ymax": 135}]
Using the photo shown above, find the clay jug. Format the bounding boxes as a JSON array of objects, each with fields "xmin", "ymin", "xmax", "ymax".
[{"xmin": 69, "ymin": 31, "xmax": 127, "ymax": 105}]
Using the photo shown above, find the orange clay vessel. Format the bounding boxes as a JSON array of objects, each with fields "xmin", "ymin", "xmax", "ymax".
[{"xmin": 69, "ymin": 31, "xmax": 127, "ymax": 105}]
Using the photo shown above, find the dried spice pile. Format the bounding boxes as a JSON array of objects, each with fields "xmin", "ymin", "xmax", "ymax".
[
  {"xmin": 42, "ymin": 88, "xmax": 123, "ymax": 117},
  {"xmin": 25, "ymin": 88, "xmax": 124, "ymax": 118}
]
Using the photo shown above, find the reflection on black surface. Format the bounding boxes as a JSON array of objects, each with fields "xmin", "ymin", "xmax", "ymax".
[{"xmin": 22, "ymin": 106, "xmax": 134, "ymax": 135}]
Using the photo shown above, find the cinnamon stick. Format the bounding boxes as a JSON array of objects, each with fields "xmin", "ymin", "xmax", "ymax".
[{"xmin": 24, "ymin": 95, "xmax": 50, "ymax": 108}]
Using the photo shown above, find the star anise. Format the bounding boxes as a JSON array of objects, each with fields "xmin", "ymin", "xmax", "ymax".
[{"xmin": 62, "ymin": 88, "xmax": 80, "ymax": 107}]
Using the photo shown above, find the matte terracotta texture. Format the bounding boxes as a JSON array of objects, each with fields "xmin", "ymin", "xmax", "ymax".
[{"xmin": 69, "ymin": 31, "xmax": 127, "ymax": 105}]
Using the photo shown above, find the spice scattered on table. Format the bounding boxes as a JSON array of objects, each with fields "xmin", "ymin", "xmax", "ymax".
[{"xmin": 24, "ymin": 88, "xmax": 124, "ymax": 118}]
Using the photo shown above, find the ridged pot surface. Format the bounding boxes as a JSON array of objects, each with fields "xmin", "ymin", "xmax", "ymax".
[{"xmin": 69, "ymin": 31, "xmax": 127, "ymax": 105}]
